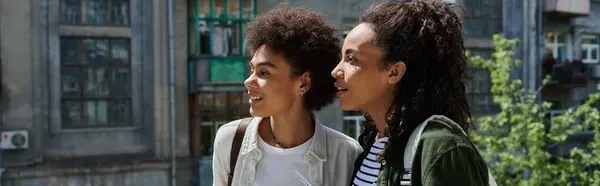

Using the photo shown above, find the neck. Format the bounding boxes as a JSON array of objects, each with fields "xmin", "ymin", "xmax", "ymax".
[
  {"xmin": 366, "ymin": 106, "xmax": 390, "ymax": 138},
  {"xmin": 263, "ymin": 108, "xmax": 315, "ymax": 148},
  {"xmin": 365, "ymin": 88, "xmax": 397, "ymax": 138}
]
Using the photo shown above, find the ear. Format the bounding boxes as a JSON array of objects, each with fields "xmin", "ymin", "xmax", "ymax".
[
  {"xmin": 387, "ymin": 61, "xmax": 406, "ymax": 85},
  {"xmin": 299, "ymin": 72, "xmax": 312, "ymax": 94}
]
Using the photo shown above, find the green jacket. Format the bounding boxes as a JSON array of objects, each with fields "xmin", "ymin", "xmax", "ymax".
[{"xmin": 352, "ymin": 121, "xmax": 490, "ymax": 186}]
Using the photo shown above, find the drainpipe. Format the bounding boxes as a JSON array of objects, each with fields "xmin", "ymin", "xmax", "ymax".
[
  {"xmin": 167, "ymin": 0, "xmax": 177, "ymax": 186},
  {"xmin": 0, "ymin": 32, "xmax": 4, "ymax": 186},
  {"xmin": 537, "ymin": 0, "xmax": 544, "ymax": 103},
  {"xmin": 0, "ymin": 110, "xmax": 3, "ymax": 186}
]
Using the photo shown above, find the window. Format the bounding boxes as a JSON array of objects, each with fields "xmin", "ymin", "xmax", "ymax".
[
  {"xmin": 60, "ymin": 0, "xmax": 130, "ymax": 25},
  {"xmin": 343, "ymin": 111, "xmax": 364, "ymax": 140},
  {"xmin": 188, "ymin": 0, "xmax": 255, "ymax": 84},
  {"xmin": 60, "ymin": 37, "xmax": 132, "ymax": 128},
  {"xmin": 466, "ymin": 49, "xmax": 498, "ymax": 114},
  {"xmin": 464, "ymin": 0, "xmax": 502, "ymax": 37},
  {"xmin": 545, "ymin": 32, "xmax": 567, "ymax": 61},
  {"xmin": 581, "ymin": 35, "xmax": 599, "ymax": 63},
  {"xmin": 188, "ymin": 0, "xmax": 257, "ymax": 158},
  {"xmin": 342, "ymin": 18, "xmax": 358, "ymax": 38},
  {"xmin": 58, "ymin": 0, "xmax": 132, "ymax": 129}
]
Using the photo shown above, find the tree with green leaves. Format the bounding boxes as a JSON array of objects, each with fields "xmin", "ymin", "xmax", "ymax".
[{"xmin": 467, "ymin": 34, "xmax": 600, "ymax": 185}]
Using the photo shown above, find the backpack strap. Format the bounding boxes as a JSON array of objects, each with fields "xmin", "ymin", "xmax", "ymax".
[
  {"xmin": 402, "ymin": 115, "xmax": 498, "ymax": 186},
  {"xmin": 228, "ymin": 117, "xmax": 253, "ymax": 186}
]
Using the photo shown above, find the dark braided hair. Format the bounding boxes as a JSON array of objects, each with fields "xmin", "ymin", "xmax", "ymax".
[{"xmin": 357, "ymin": 0, "xmax": 471, "ymax": 166}]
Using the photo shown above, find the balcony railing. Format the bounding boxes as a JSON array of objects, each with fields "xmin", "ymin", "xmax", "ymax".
[{"xmin": 542, "ymin": 59, "xmax": 589, "ymax": 88}]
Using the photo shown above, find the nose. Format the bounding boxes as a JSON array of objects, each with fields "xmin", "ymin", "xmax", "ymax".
[
  {"xmin": 331, "ymin": 63, "xmax": 344, "ymax": 79},
  {"xmin": 244, "ymin": 73, "xmax": 257, "ymax": 89}
]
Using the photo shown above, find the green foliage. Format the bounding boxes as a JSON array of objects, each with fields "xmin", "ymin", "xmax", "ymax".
[{"xmin": 467, "ymin": 34, "xmax": 600, "ymax": 185}]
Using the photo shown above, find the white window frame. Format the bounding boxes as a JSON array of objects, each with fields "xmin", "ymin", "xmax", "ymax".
[
  {"xmin": 581, "ymin": 34, "xmax": 599, "ymax": 63},
  {"xmin": 343, "ymin": 115, "xmax": 364, "ymax": 140},
  {"xmin": 545, "ymin": 32, "xmax": 567, "ymax": 61}
]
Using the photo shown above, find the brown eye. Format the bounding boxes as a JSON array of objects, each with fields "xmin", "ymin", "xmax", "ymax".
[
  {"xmin": 347, "ymin": 54, "xmax": 356, "ymax": 63},
  {"xmin": 258, "ymin": 70, "xmax": 270, "ymax": 78}
]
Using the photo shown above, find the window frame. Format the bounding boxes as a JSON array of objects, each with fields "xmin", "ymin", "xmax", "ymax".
[
  {"xmin": 59, "ymin": 0, "xmax": 132, "ymax": 26},
  {"xmin": 580, "ymin": 34, "xmax": 599, "ymax": 63},
  {"xmin": 463, "ymin": 0, "xmax": 503, "ymax": 37},
  {"xmin": 49, "ymin": 0, "xmax": 142, "ymax": 133},
  {"xmin": 59, "ymin": 36, "xmax": 133, "ymax": 129},
  {"xmin": 545, "ymin": 31, "xmax": 570, "ymax": 61},
  {"xmin": 188, "ymin": 0, "xmax": 257, "ymax": 86},
  {"xmin": 44, "ymin": 0, "xmax": 150, "ymax": 157},
  {"xmin": 188, "ymin": 0, "xmax": 258, "ymax": 157},
  {"xmin": 466, "ymin": 48, "xmax": 498, "ymax": 114}
]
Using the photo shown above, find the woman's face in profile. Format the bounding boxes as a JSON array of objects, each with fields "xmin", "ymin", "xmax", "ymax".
[
  {"xmin": 332, "ymin": 23, "xmax": 398, "ymax": 111},
  {"xmin": 244, "ymin": 45, "xmax": 305, "ymax": 117}
]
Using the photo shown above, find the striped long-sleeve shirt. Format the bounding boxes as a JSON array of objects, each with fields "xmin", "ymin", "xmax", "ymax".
[{"xmin": 352, "ymin": 137, "xmax": 388, "ymax": 186}]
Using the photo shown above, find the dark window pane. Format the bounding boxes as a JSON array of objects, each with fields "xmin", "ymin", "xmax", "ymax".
[
  {"xmin": 111, "ymin": 0, "xmax": 130, "ymax": 25},
  {"xmin": 62, "ymin": 101, "xmax": 82, "ymax": 128},
  {"xmin": 61, "ymin": 39, "xmax": 80, "ymax": 64},
  {"xmin": 60, "ymin": 37, "xmax": 132, "ymax": 128},
  {"xmin": 84, "ymin": 67, "xmax": 109, "ymax": 97},
  {"xmin": 111, "ymin": 99, "xmax": 130, "ymax": 123},
  {"xmin": 111, "ymin": 39, "xmax": 130, "ymax": 64},
  {"xmin": 61, "ymin": 67, "xmax": 81, "ymax": 97},
  {"xmin": 592, "ymin": 48, "xmax": 598, "ymax": 60},
  {"xmin": 84, "ymin": 100, "xmax": 109, "ymax": 126},
  {"xmin": 83, "ymin": 39, "xmax": 109, "ymax": 64},
  {"xmin": 61, "ymin": 0, "xmax": 80, "ymax": 24},
  {"xmin": 112, "ymin": 68, "xmax": 130, "ymax": 97},
  {"xmin": 242, "ymin": 0, "xmax": 254, "ymax": 19},
  {"xmin": 82, "ymin": 0, "xmax": 108, "ymax": 25}
]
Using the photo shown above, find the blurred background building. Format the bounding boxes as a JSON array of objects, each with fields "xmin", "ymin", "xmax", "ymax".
[{"xmin": 0, "ymin": 0, "xmax": 598, "ymax": 185}]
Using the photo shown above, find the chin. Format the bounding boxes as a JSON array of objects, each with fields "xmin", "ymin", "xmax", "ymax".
[
  {"xmin": 249, "ymin": 107, "xmax": 268, "ymax": 118},
  {"xmin": 339, "ymin": 101, "xmax": 358, "ymax": 111}
]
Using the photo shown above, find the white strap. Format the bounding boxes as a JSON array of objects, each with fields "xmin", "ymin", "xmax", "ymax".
[{"xmin": 403, "ymin": 115, "xmax": 498, "ymax": 186}]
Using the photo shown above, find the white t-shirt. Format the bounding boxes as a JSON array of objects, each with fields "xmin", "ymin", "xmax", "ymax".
[
  {"xmin": 352, "ymin": 136, "xmax": 389, "ymax": 186},
  {"xmin": 253, "ymin": 134, "xmax": 315, "ymax": 186}
]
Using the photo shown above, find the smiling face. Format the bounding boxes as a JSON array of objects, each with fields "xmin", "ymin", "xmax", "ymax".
[
  {"xmin": 244, "ymin": 45, "xmax": 308, "ymax": 117},
  {"xmin": 331, "ymin": 23, "xmax": 405, "ymax": 111}
]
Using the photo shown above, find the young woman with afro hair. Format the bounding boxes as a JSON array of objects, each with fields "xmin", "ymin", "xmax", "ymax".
[
  {"xmin": 332, "ymin": 0, "xmax": 495, "ymax": 185},
  {"xmin": 212, "ymin": 4, "xmax": 362, "ymax": 186}
]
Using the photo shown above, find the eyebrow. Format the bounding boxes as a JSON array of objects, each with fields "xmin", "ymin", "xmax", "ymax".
[
  {"xmin": 248, "ymin": 61, "xmax": 277, "ymax": 69},
  {"xmin": 344, "ymin": 48, "xmax": 358, "ymax": 55}
]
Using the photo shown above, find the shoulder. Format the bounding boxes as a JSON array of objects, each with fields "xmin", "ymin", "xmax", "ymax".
[
  {"xmin": 418, "ymin": 121, "xmax": 487, "ymax": 176},
  {"xmin": 321, "ymin": 125, "xmax": 363, "ymax": 153},
  {"xmin": 419, "ymin": 121, "xmax": 475, "ymax": 154},
  {"xmin": 213, "ymin": 119, "xmax": 245, "ymax": 154}
]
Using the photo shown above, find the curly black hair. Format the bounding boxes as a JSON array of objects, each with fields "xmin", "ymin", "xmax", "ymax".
[
  {"xmin": 244, "ymin": 3, "xmax": 341, "ymax": 111},
  {"xmin": 357, "ymin": 0, "xmax": 471, "ymax": 165}
]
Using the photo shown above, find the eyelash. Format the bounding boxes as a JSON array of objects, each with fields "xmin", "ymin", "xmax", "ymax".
[
  {"xmin": 346, "ymin": 54, "xmax": 357, "ymax": 64},
  {"xmin": 250, "ymin": 69, "xmax": 270, "ymax": 78}
]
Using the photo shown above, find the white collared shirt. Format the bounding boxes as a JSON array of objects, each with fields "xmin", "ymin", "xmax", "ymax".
[{"xmin": 212, "ymin": 116, "xmax": 363, "ymax": 186}]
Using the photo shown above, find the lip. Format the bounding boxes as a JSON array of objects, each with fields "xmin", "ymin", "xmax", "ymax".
[
  {"xmin": 334, "ymin": 82, "xmax": 348, "ymax": 89},
  {"xmin": 334, "ymin": 82, "xmax": 349, "ymax": 98},
  {"xmin": 247, "ymin": 91, "xmax": 263, "ymax": 105}
]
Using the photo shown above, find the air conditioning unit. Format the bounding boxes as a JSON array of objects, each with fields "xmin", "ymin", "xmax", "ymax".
[{"xmin": 0, "ymin": 130, "xmax": 29, "ymax": 150}]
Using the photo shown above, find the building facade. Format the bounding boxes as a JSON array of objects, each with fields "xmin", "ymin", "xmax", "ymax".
[
  {"xmin": 0, "ymin": 0, "xmax": 372, "ymax": 185},
  {"xmin": 1, "ymin": 0, "xmax": 599, "ymax": 185}
]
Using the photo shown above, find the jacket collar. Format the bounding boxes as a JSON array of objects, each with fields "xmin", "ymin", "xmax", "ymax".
[{"xmin": 240, "ymin": 115, "xmax": 328, "ymax": 161}]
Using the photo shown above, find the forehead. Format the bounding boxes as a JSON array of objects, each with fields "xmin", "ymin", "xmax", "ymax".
[
  {"xmin": 343, "ymin": 23, "xmax": 381, "ymax": 57},
  {"xmin": 250, "ymin": 45, "xmax": 288, "ymax": 66}
]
